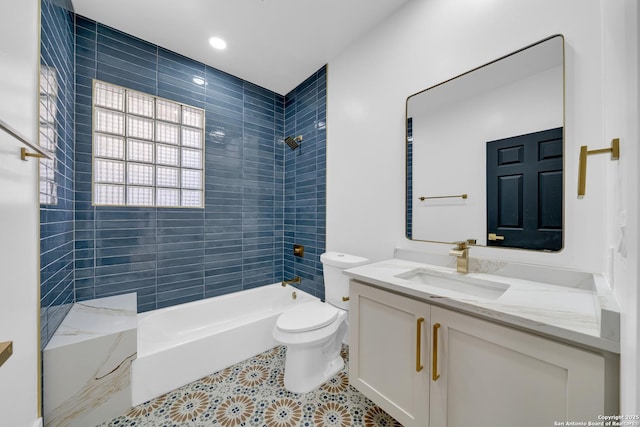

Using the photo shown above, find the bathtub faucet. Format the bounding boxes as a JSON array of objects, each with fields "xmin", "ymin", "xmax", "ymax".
[{"xmin": 282, "ymin": 276, "xmax": 301, "ymax": 287}]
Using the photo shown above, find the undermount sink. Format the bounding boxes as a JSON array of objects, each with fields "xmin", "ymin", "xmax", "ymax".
[{"xmin": 395, "ymin": 268, "xmax": 510, "ymax": 300}]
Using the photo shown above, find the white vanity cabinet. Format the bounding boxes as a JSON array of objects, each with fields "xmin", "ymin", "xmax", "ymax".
[
  {"xmin": 349, "ymin": 280, "xmax": 607, "ymax": 427},
  {"xmin": 349, "ymin": 281, "xmax": 431, "ymax": 427},
  {"xmin": 429, "ymin": 306, "xmax": 605, "ymax": 427}
]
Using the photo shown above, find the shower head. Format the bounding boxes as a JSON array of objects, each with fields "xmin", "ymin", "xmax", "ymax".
[{"xmin": 284, "ymin": 135, "xmax": 303, "ymax": 150}]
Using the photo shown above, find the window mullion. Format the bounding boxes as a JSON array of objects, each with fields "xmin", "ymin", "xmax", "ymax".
[
  {"xmin": 178, "ymin": 121, "xmax": 183, "ymax": 203},
  {"xmin": 123, "ymin": 89, "xmax": 129, "ymax": 206}
]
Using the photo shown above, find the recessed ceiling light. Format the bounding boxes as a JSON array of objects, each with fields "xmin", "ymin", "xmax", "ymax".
[{"xmin": 209, "ymin": 37, "xmax": 227, "ymax": 50}]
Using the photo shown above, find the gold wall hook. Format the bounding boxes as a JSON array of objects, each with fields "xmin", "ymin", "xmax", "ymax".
[{"xmin": 578, "ymin": 138, "xmax": 620, "ymax": 197}]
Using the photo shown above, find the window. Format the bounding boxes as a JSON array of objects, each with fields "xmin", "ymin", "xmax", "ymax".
[
  {"xmin": 39, "ymin": 66, "xmax": 58, "ymax": 205},
  {"xmin": 92, "ymin": 80, "xmax": 205, "ymax": 207}
]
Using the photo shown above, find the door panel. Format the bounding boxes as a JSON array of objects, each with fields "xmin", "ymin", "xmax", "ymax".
[
  {"xmin": 497, "ymin": 174, "xmax": 523, "ymax": 228},
  {"xmin": 350, "ymin": 281, "xmax": 430, "ymax": 427},
  {"xmin": 430, "ymin": 307, "xmax": 605, "ymax": 427},
  {"xmin": 486, "ymin": 127, "xmax": 563, "ymax": 250},
  {"xmin": 538, "ymin": 170, "xmax": 563, "ymax": 229}
]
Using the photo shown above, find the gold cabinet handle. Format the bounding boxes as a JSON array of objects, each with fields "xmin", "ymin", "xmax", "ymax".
[
  {"xmin": 432, "ymin": 323, "xmax": 441, "ymax": 381},
  {"xmin": 488, "ymin": 233, "xmax": 505, "ymax": 241},
  {"xmin": 416, "ymin": 317, "xmax": 424, "ymax": 372}
]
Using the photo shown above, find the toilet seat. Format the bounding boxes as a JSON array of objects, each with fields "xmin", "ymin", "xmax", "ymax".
[
  {"xmin": 273, "ymin": 302, "xmax": 347, "ymax": 346},
  {"xmin": 276, "ymin": 301, "xmax": 339, "ymax": 332}
]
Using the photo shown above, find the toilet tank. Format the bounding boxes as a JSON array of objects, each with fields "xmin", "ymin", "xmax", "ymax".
[{"xmin": 321, "ymin": 252, "xmax": 369, "ymax": 310}]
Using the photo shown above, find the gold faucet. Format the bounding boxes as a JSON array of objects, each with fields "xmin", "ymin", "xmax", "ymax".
[
  {"xmin": 281, "ymin": 276, "xmax": 301, "ymax": 287},
  {"xmin": 449, "ymin": 240, "xmax": 476, "ymax": 274}
]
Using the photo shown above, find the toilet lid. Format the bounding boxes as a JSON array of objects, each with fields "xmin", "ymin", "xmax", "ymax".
[{"xmin": 277, "ymin": 301, "xmax": 339, "ymax": 333}]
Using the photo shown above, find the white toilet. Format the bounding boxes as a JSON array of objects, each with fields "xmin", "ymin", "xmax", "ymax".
[{"xmin": 272, "ymin": 251, "xmax": 369, "ymax": 393}]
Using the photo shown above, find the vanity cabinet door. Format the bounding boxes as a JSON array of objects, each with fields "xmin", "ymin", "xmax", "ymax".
[
  {"xmin": 350, "ymin": 281, "xmax": 430, "ymax": 427},
  {"xmin": 429, "ymin": 306, "xmax": 605, "ymax": 427}
]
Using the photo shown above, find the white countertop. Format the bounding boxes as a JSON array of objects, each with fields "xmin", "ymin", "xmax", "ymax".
[{"xmin": 345, "ymin": 258, "xmax": 620, "ymax": 354}]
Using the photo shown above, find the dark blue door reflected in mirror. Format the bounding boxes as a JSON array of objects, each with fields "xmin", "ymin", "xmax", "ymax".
[{"xmin": 486, "ymin": 127, "xmax": 563, "ymax": 251}]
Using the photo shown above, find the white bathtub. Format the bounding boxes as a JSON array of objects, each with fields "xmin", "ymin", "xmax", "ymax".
[{"xmin": 131, "ymin": 283, "xmax": 317, "ymax": 405}]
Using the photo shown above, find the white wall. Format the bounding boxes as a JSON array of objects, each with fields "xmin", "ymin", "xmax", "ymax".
[
  {"xmin": 327, "ymin": 0, "xmax": 605, "ymax": 268},
  {"xmin": 602, "ymin": 0, "xmax": 640, "ymax": 414},
  {"xmin": 327, "ymin": 0, "xmax": 638, "ymax": 411},
  {"xmin": 0, "ymin": 0, "xmax": 42, "ymax": 425}
]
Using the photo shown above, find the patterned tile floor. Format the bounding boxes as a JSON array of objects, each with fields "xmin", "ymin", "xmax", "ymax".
[{"xmin": 101, "ymin": 345, "xmax": 403, "ymax": 427}]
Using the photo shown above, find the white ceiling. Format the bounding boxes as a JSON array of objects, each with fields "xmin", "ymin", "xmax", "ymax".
[{"xmin": 70, "ymin": 0, "xmax": 409, "ymax": 95}]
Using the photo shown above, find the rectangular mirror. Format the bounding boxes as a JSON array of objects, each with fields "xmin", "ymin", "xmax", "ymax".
[{"xmin": 406, "ymin": 35, "xmax": 564, "ymax": 251}]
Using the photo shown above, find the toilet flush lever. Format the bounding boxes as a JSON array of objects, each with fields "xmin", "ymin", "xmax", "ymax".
[{"xmin": 342, "ymin": 296, "xmax": 350, "ymax": 302}]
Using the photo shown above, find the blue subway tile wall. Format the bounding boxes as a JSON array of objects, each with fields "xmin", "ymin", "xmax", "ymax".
[
  {"xmin": 37, "ymin": 10, "xmax": 329, "ymax": 341},
  {"xmin": 74, "ymin": 17, "xmax": 289, "ymax": 312},
  {"xmin": 283, "ymin": 67, "xmax": 327, "ymax": 299},
  {"xmin": 40, "ymin": 0, "xmax": 75, "ymax": 349}
]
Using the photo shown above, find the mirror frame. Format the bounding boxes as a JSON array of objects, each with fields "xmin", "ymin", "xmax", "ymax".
[{"xmin": 405, "ymin": 34, "xmax": 565, "ymax": 249}]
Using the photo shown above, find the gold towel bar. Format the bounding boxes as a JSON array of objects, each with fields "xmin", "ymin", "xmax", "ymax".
[
  {"xmin": 0, "ymin": 341, "xmax": 13, "ymax": 368},
  {"xmin": 418, "ymin": 193, "xmax": 467, "ymax": 201},
  {"xmin": 578, "ymin": 139, "xmax": 620, "ymax": 197},
  {"xmin": 0, "ymin": 118, "xmax": 52, "ymax": 160}
]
